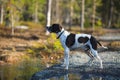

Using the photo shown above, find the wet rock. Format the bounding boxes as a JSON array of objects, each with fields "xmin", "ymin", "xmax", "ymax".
[{"xmin": 31, "ymin": 51, "xmax": 120, "ymax": 80}]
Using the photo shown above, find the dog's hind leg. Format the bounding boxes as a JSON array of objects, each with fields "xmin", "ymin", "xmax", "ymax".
[
  {"xmin": 89, "ymin": 36, "xmax": 103, "ymax": 68},
  {"xmin": 85, "ymin": 50, "xmax": 94, "ymax": 66},
  {"xmin": 96, "ymin": 53, "xmax": 103, "ymax": 69},
  {"xmin": 84, "ymin": 45, "xmax": 94, "ymax": 66},
  {"xmin": 91, "ymin": 49, "xmax": 103, "ymax": 69}
]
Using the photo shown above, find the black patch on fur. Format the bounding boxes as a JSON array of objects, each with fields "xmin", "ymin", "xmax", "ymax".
[
  {"xmin": 65, "ymin": 33, "xmax": 75, "ymax": 48},
  {"xmin": 78, "ymin": 37, "xmax": 89, "ymax": 43},
  {"xmin": 85, "ymin": 45, "xmax": 90, "ymax": 51},
  {"xmin": 49, "ymin": 24, "xmax": 62, "ymax": 33},
  {"xmin": 90, "ymin": 36, "xmax": 97, "ymax": 50}
]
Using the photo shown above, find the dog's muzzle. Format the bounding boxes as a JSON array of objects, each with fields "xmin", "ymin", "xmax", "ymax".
[{"xmin": 46, "ymin": 26, "xmax": 51, "ymax": 32}]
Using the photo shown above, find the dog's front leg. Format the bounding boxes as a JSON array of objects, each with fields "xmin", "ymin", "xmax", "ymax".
[{"xmin": 64, "ymin": 48, "xmax": 70, "ymax": 70}]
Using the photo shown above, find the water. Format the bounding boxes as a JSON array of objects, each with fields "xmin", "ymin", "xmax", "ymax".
[
  {"xmin": 0, "ymin": 59, "xmax": 44, "ymax": 80},
  {"xmin": 0, "ymin": 52, "xmax": 120, "ymax": 80},
  {"xmin": 48, "ymin": 73, "xmax": 120, "ymax": 80},
  {"xmin": 0, "ymin": 61, "xmax": 120, "ymax": 80},
  {"xmin": 31, "ymin": 64, "xmax": 120, "ymax": 80}
]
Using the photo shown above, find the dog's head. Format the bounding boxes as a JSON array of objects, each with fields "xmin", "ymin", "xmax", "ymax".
[{"xmin": 46, "ymin": 24, "xmax": 62, "ymax": 33}]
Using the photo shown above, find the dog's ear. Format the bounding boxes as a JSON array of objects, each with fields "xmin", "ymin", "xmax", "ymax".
[
  {"xmin": 52, "ymin": 23, "xmax": 62, "ymax": 30},
  {"xmin": 50, "ymin": 24, "xmax": 63, "ymax": 33}
]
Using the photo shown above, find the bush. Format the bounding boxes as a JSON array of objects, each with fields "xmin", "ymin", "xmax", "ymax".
[
  {"xmin": 47, "ymin": 33, "xmax": 64, "ymax": 52},
  {"xmin": 26, "ymin": 33, "xmax": 64, "ymax": 65},
  {"xmin": 26, "ymin": 33, "xmax": 64, "ymax": 56}
]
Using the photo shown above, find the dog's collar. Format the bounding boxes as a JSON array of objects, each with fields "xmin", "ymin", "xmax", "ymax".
[{"xmin": 57, "ymin": 31, "xmax": 65, "ymax": 39}]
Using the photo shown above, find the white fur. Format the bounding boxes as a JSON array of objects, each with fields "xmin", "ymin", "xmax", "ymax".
[{"xmin": 57, "ymin": 29, "xmax": 103, "ymax": 69}]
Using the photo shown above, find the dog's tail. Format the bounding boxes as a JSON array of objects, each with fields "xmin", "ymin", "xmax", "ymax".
[{"xmin": 97, "ymin": 41, "xmax": 108, "ymax": 49}]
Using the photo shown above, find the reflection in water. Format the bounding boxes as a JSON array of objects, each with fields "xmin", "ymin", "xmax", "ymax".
[
  {"xmin": 64, "ymin": 74, "xmax": 69, "ymax": 80},
  {"xmin": 1, "ymin": 60, "xmax": 120, "ymax": 80},
  {"xmin": 48, "ymin": 73, "xmax": 119, "ymax": 80},
  {"xmin": 63, "ymin": 74, "xmax": 103, "ymax": 80},
  {"xmin": 0, "ymin": 59, "xmax": 44, "ymax": 80},
  {"xmin": 0, "ymin": 70, "xmax": 3, "ymax": 80},
  {"xmin": 80, "ymin": 74, "xmax": 103, "ymax": 80}
]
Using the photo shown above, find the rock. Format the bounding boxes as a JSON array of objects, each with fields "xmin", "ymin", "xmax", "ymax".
[
  {"xmin": 31, "ymin": 64, "xmax": 120, "ymax": 80},
  {"xmin": 16, "ymin": 25, "xmax": 29, "ymax": 30},
  {"xmin": 69, "ymin": 52, "xmax": 90, "ymax": 66},
  {"xmin": 31, "ymin": 51, "xmax": 120, "ymax": 80}
]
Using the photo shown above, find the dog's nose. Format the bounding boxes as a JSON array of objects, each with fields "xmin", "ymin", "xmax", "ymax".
[
  {"xmin": 46, "ymin": 26, "xmax": 49, "ymax": 29},
  {"xmin": 46, "ymin": 26, "xmax": 51, "ymax": 30},
  {"xmin": 46, "ymin": 26, "xmax": 50, "ymax": 35},
  {"xmin": 46, "ymin": 26, "xmax": 51, "ymax": 33}
]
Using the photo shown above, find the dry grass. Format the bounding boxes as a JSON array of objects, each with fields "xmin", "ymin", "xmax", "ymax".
[
  {"xmin": 109, "ymin": 41, "xmax": 120, "ymax": 49},
  {"xmin": 66, "ymin": 26, "xmax": 106, "ymax": 36}
]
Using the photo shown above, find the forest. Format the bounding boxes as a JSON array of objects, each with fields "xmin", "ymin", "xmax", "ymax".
[
  {"xmin": 0, "ymin": 0, "xmax": 120, "ymax": 80},
  {"xmin": 0, "ymin": 0, "xmax": 120, "ymax": 29}
]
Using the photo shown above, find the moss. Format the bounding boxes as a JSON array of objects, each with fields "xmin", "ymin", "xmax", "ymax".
[{"xmin": 26, "ymin": 48, "xmax": 35, "ymax": 54}]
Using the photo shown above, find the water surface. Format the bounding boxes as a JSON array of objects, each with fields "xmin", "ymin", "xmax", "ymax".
[{"xmin": 0, "ymin": 59, "xmax": 44, "ymax": 80}]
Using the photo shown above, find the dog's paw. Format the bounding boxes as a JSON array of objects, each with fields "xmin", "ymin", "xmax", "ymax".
[
  {"xmin": 85, "ymin": 62, "xmax": 92, "ymax": 67},
  {"xmin": 61, "ymin": 64, "xmax": 66, "ymax": 67},
  {"xmin": 99, "ymin": 66, "xmax": 103, "ymax": 69},
  {"xmin": 61, "ymin": 64, "xmax": 69, "ymax": 70},
  {"xmin": 65, "ymin": 66, "xmax": 68, "ymax": 70}
]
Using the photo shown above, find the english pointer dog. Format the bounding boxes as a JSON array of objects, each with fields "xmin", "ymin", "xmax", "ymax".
[{"xmin": 47, "ymin": 24, "xmax": 107, "ymax": 69}]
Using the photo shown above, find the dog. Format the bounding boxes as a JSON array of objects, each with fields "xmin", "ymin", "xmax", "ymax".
[{"xmin": 46, "ymin": 24, "xmax": 107, "ymax": 69}]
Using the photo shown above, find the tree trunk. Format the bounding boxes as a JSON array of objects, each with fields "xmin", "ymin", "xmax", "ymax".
[
  {"xmin": 81, "ymin": 0, "xmax": 85, "ymax": 30},
  {"xmin": 92, "ymin": 0, "xmax": 96, "ymax": 30},
  {"xmin": 34, "ymin": 0, "xmax": 38, "ymax": 23},
  {"xmin": 11, "ymin": 8, "xmax": 15, "ymax": 36},
  {"xmin": 69, "ymin": 0, "xmax": 74, "ymax": 30},
  {"xmin": 108, "ymin": 0, "xmax": 113, "ymax": 28},
  {"xmin": 55, "ymin": 0, "xmax": 59, "ymax": 23},
  {"xmin": 46, "ymin": 0, "xmax": 52, "ymax": 35},
  {"xmin": 0, "ymin": 4, "xmax": 4, "ymax": 24}
]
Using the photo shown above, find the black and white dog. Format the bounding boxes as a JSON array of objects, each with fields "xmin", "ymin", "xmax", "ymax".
[{"xmin": 47, "ymin": 24, "xmax": 107, "ymax": 69}]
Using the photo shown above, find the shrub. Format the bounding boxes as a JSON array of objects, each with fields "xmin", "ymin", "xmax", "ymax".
[
  {"xmin": 47, "ymin": 33, "xmax": 64, "ymax": 52},
  {"xmin": 26, "ymin": 33, "xmax": 64, "ymax": 65}
]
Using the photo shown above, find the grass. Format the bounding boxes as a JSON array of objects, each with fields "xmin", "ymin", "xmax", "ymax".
[
  {"xmin": 20, "ymin": 21, "xmax": 44, "ymax": 29},
  {"xmin": 109, "ymin": 41, "xmax": 120, "ymax": 48},
  {"xmin": 67, "ymin": 26, "xmax": 106, "ymax": 36}
]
